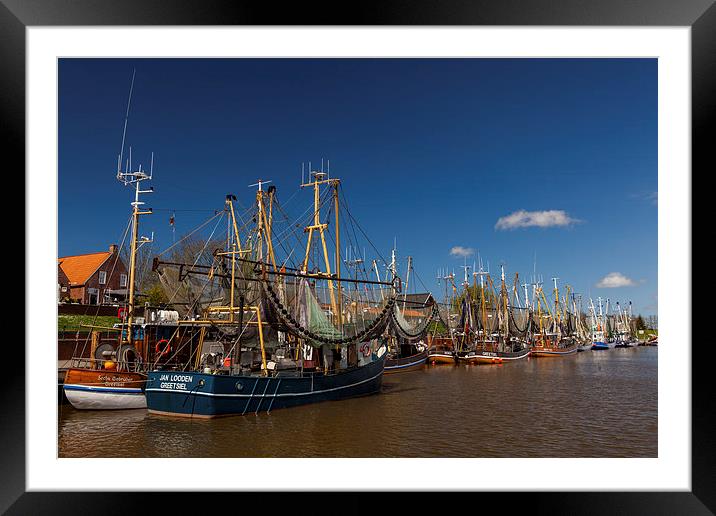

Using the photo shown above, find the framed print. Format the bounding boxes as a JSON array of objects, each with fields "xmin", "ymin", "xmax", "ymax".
[{"xmin": 6, "ymin": 0, "xmax": 712, "ymax": 513}]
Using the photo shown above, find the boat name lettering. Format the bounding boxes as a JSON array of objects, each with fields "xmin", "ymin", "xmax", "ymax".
[
  {"xmin": 159, "ymin": 374, "xmax": 194, "ymax": 390},
  {"xmin": 98, "ymin": 375, "xmax": 136, "ymax": 383},
  {"xmin": 158, "ymin": 374, "xmax": 194, "ymax": 382}
]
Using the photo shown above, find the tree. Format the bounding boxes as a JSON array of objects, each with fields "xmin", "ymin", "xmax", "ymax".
[
  {"xmin": 634, "ymin": 314, "xmax": 647, "ymax": 330},
  {"xmin": 144, "ymin": 283, "xmax": 169, "ymax": 306},
  {"xmin": 450, "ymin": 284, "xmax": 497, "ymax": 313},
  {"xmin": 120, "ymin": 240, "xmax": 157, "ymax": 294}
]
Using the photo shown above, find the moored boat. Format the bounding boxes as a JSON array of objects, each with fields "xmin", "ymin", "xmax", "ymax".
[
  {"xmin": 461, "ymin": 346, "xmax": 530, "ymax": 364},
  {"xmin": 385, "ymin": 349, "xmax": 428, "ymax": 373},
  {"xmin": 529, "ymin": 278, "xmax": 578, "ymax": 357},
  {"xmin": 64, "ymin": 368, "xmax": 147, "ymax": 410},
  {"xmin": 587, "ymin": 298, "xmax": 610, "ymax": 351},
  {"xmin": 62, "ymin": 101, "xmax": 157, "ymax": 410},
  {"xmin": 147, "ymin": 350, "xmax": 386, "ymax": 418},
  {"xmin": 383, "ymin": 256, "xmax": 435, "ymax": 374},
  {"xmin": 427, "ymin": 336, "xmax": 457, "ymax": 364},
  {"xmin": 146, "ymin": 169, "xmax": 398, "ymax": 417},
  {"xmin": 644, "ymin": 335, "xmax": 658, "ymax": 346},
  {"xmin": 530, "ymin": 334, "xmax": 578, "ymax": 357}
]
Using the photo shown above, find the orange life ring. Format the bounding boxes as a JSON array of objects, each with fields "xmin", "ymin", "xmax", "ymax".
[
  {"xmin": 360, "ymin": 343, "xmax": 371, "ymax": 357},
  {"xmin": 155, "ymin": 339, "xmax": 171, "ymax": 357},
  {"xmin": 117, "ymin": 307, "xmax": 126, "ymax": 319}
]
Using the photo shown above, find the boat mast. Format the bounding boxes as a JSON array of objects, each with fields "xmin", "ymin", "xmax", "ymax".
[
  {"xmin": 552, "ymin": 277, "xmax": 560, "ymax": 328},
  {"xmin": 300, "ymin": 170, "xmax": 339, "ymax": 323},
  {"xmin": 250, "ymin": 179, "xmax": 275, "ymax": 375},
  {"xmin": 118, "ymin": 158, "xmax": 154, "ymax": 351},
  {"xmin": 476, "ymin": 257, "xmax": 488, "ymax": 345},
  {"xmin": 500, "ymin": 264, "xmax": 509, "ymax": 346},
  {"xmin": 402, "ymin": 255, "xmax": 413, "ymax": 312},
  {"xmin": 373, "ymin": 259, "xmax": 384, "ymax": 301},
  {"xmin": 221, "ymin": 194, "xmax": 245, "ymax": 322},
  {"xmin": 333, "ymin": 174, "xmax": 342, "ymax": 328}
]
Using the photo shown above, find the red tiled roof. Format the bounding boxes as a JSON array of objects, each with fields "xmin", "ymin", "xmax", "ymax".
[{"xmin": 58, "ymin": 251, "xmax": 112, "ymax": 285}]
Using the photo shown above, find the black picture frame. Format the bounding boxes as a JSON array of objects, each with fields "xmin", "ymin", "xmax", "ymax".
[{"xmin": 6, "ymin": 1, "xmax": 711, "ymax": 513}]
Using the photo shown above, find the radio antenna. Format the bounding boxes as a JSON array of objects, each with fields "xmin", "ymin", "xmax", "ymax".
[{"xmin": 118, "ymin": 68, "xmax": 136, "ymax": 175}]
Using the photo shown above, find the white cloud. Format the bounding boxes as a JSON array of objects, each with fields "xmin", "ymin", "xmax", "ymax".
[
  {"xmin": 631, "ymin": 191, "xmax": 657, "ymax": 205},
  {"xmin": 495, "ymin": 209, "xmax": 580, "ymax": 230},
  {"xmin": 449, "ymin": 246, "xmax": 475, "ymax": 257},
  {"xmin": 595, "ymin": 272, "xmax": 637, "ymax": 288}
]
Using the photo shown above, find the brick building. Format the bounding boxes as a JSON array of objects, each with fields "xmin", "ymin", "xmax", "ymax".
[
  {"xmin": 57, "ymin": 264, "xmax": 70, "ymax": 301},
  {"xmin": 58, "ymin": 244, "xmax": 130, "ymax": 305}
]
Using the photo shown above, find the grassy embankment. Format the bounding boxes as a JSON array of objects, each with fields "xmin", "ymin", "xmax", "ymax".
[
  {"xmin": 58, "ymin": 315, "xmax": 119, "ymax": 332},
  {"xmin": 637, "ymin": 329, "xmax": 658, "ymax": 340}
]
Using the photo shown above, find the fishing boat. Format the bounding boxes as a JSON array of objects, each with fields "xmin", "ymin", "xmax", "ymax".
[
  {"xmin": 460, "ymin": 265, "xmax": 530, "ymax": 364},
  {"xmin": 384, "ymin": 346, "xmax": 428, "ymax": 373},
  {"xmin": 61, "ymin": 156, "xmax": 203, "ymax": 409},
  {"xmin": 613, "ymin": 301, "xmax": 638, "ymax": 347},
  {"xmin": 577, "ymin": 341, "xmax": 593, "ymax": 352},
  {"xmin": 62, "ymin": 96, "xmax": 156, "ymax": 410},
  {"xmin": 145, "ymin": 169, "xmax": 396, "ymax": 417},
  {"xmin": 591, "ymin": 341, "xmax": 609, "ymax": 351},
  {"xmin": 383, "ymin": 255, "xmax": 433, "ymax": 373},
  {"xmin": 569, "ymin": 293, "xmax": 592, "ymax": 351},
  {"xmin": 62, "ymin": 76, "xmax": 207, "ymax": 410},
  {"xmin": 587, "ymin": 297, "xmax": 609, "ymax": 350},
  {"xmin": 427, "ymin": 336, "xmax": 457, "ymax": 364},
  {"xmin": 426, "ymin": 269, "xmax": 458, "ymax": 364},
  {"xmin": 529, "ymin": 278, "xmax": 577, "ymax": 357}
]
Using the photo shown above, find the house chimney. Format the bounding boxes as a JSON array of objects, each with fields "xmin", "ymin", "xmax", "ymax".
[{"xmin": 109, "ymin": 244, "xmax": 118, "ymax": 254}]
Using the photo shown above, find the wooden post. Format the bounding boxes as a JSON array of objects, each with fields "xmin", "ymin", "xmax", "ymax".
[
  {"xmin": 90, "ymin": 330, "xmax": 100, "ymax": 369},
  {"xmin": 255, "ymin": 306, "xmax": 268, "ymax": 376}
]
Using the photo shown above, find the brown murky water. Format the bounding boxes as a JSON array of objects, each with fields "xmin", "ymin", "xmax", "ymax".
[{"xmin": 58, "ymin": 347, "xmax": 657, "ymax": 458}]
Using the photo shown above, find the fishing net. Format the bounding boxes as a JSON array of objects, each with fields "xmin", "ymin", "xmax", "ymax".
[
  {"xmin": 296, "ymin": 278, "xmax": 343, "ymax": 340},
  {"xmin": 390, "ymin": 302, "xmax": 436, "ymax": 339},
  {"xmin": 480, "ymin": 306, "xmax": 500, "ymax": 333},
  {"xmin": 509, "ymin": 306, "xmax": 531, "ymax": 336},
  {"xmin": 262, "ymin": 276, "xmax": 395, "ymax": 348}
]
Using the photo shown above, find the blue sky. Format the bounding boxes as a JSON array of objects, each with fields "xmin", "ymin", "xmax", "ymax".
[{"xmin": 58, "ymin": 58, "xmax": 657, "ymax": 315}]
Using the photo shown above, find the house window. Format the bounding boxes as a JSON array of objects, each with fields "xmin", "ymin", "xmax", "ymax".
[
  {"xmin": 98, "ymin": 271, "xmax": 107, "ymax": 284},
  {"xmin": 120, "ymin": 274, "xmax": 127, "ymax": 287}
]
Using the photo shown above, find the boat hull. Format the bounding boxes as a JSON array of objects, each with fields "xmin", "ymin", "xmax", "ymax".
[
  {"xmin": 530, "ymin": 344, "xmax": 578, "ymax": 357},
  {"xmin": 427, "ymin": 353, "xmax": 457, "ymax": 365},
  {"xmin": 385, "ymin": 350, "xmax": 427, "ymax": 373},
  {"xmin": 63, "ymin": 368, "xmax": 146, "ymax": 410},
  {"xmin": 591, "ymin": 341, "xmax": 609, "ymax": 350},
  {"xmin": 460, "ymin": 347, "xmax": 530, "ymax": 364},
  {"xmin": 145, "ymin": 356, "xmax": 385, "ymax": 418}
]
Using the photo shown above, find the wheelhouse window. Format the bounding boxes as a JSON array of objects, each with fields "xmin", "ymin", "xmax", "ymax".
[
  {"xmin": 120, "ymin": 273, "xmax": 127, "ymax": 287},
  {"xmin": 98, "ymin": 271, "xmax": 107, "ymax": 284}
]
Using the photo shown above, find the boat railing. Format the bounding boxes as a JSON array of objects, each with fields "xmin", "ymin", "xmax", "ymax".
[{"xmin": 66, "ymin": 356, "xmax": 186, "ymax": 373}]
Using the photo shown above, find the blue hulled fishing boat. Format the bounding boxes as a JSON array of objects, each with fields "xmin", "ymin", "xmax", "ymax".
[
  {"xmin": 145, "ymin": 169, "xmax": 399, "ymax": 418},
  {"xmin": 588, "ymin": 297, "xmax": 610, "ymax": 350},
  {"xmin": 146, "ymin": 351, "xmax": 386, "ymax": 417}
]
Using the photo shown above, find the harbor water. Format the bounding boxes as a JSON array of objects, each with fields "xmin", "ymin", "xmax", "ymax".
[{"xmin": 58, "ymin": 347, "xmax": 657, "ymax": 458}]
